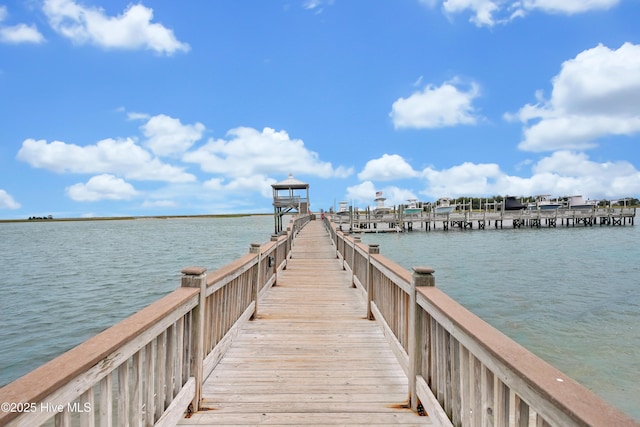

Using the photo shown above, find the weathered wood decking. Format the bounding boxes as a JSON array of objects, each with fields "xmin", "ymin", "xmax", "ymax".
[{"xmin": 179, "ymin": 220, "xmax": 431, "ymax": 426}]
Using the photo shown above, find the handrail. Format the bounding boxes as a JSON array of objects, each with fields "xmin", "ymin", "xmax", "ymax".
[
  {"xmin": 0, "ymin": 214, "xmax": 311, "ymax": 427},
  {"xmin": 324, "ymin": 215, "xmax": 639, "ymax": 427},
  {"xmin": 0, "ymin": 287, "xmax": 200, "ymax": 427}
]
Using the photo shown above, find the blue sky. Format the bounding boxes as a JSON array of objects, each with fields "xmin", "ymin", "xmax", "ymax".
[{"xmin": 1, "ymin": 0, "xmax": 639, "ymax": 218}]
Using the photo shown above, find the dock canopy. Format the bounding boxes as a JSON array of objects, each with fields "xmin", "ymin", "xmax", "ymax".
[{"xmin": 272, "ymin": 174, "xmax": 310, "ymax": 233}]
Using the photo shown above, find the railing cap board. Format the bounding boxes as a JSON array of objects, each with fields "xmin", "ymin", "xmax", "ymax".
[
  {"xmin": 0, "ymin": 287, "xmax": 200, "ymax": 425},
  {"xmin": 354, "ymin": 240, "xmax": 369, "ymax": 256},
  {"xmin": 372, "ymin": 253, "xmax": 411, "ymax": 282},
  {"xmin": 205, "ymin": 253, "xmax": 257, "ymax": 287},
  {"xmin": 416, "ymin": 286, "xmax": 639, "ymax": 426},
  {"xmin": 260, "ymin": 240, "xmax": 279, "ymax": 254}
]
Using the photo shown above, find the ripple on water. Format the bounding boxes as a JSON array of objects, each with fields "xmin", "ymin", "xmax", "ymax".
[
  {"xmin": 361, "ymin": 221, "xmax": 640, "ymax": 421},
  {"xmin": 0, "ymin": 216, "xmax": 274, "ymax": 386}
]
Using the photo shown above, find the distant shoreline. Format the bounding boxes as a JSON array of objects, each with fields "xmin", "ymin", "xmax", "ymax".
[{"xmin": 0, "ymin": 213, "xmax": 272, "ymax": 224}]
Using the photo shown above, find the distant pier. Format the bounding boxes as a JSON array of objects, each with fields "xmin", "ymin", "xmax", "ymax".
[{"xmin": 333, "ymin": 206, "xmax": 636, "ymax": 233}]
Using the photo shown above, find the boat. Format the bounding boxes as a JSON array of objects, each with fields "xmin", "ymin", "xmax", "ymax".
[
  {"xmin": 403, "ymin": 199, "xmax": 422, "ymax": 216},
  {"xmin": 528, "ymin": 195, "xmax": 561, "ymax": 211},
  {"xmin": 503, "ymin": 196, "xmax": 527, "ymax": 211},
  {"xmin": 336, "ymin": 201, "xmax": 350, "ymax": 216},
  {"xmin": 564, "ymin": 195, "xmax": 598, "ymax": 210},
  {"xmin": 373, "ymin": 191, "xmax": 391, "ymax": 218},
  {"xmin": 434, "ymin": 197, "xmax": 456, "ymax": 214}
]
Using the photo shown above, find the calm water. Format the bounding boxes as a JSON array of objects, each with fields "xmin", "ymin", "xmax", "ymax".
[
  {"xmin": 360, "ymin": 217, "xmax": 640, "ymax": 421},
  {"xmin": 1, "ymin": 215, "xmax": 638, "ymax": 420},
  {"xmin": 0, "ymin": 216, "xmax": 274, "ymax": 388}
]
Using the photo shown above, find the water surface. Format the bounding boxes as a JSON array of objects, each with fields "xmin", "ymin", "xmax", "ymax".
[
  {"xmin": 1, "ymin": 214, "xmax": 638, "ymax": 421},
  {"xmin": 361, "ymin": 220, "xmax": 640, "ymax": 420},
  {"xmin": 0, "ymin": 216, "xmax": 273, "ymax": 387}
]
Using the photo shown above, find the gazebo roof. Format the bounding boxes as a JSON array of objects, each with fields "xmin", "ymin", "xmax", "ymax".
[{"xmin": 271, "ymin": 173, "xmax": 308, "ymax": 190}]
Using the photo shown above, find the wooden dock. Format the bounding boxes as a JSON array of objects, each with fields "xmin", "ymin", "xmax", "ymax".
[
  {"xmin": 179, "ymin": 220, "xmax": 431, "ymax": 426},
  {"xmin": 334, "ymin": 207, "xmax": 636, "ymax": 233},
  {"xmin": 3, "ymin": 213, "xmax": 639, "ymax": 427}
]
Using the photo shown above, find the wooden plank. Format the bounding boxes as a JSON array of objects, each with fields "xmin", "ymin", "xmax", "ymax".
[
  {"xmin": 178, "ymin": 220, "xmax": 431, "ymax": 426},
  {"xmin": 154, "ymin": 377, "xmax": 195, "ymax": 427},
  {"xmin": 99, "ymin": 374, "xmax": 112, "ymax": 427},
  {"xmin": 182, "ymin": 410, "xmax": 432, "ymax": 425},
  {"xmin": 416, "ymin": 375, "xmax": 454, "ymax": 427}
]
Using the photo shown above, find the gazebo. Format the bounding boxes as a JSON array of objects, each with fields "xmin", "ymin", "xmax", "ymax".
[{"xmin": 271, "ymin": 174, "xmax": 310, "ymax": 233}]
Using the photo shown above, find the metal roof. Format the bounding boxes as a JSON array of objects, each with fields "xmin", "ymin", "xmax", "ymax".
[{"xmin": 271, "ymin": 173, "xmax": 309, "ymax": 189}]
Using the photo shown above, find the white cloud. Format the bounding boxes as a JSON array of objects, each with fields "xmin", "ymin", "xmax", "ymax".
[
  {"xmin": 519, "ymin": 0, "xmax": 619, "ymax": 14},
  {"xmin": 534, "ymin": 150, "xmax": 637, "ymax": 180},
  {"xmin": 183, "ymin": 126, "xmax": 353, "ymax": 179},
  {"xmin": 512, "ymin": 43, "xmax": 640, "ymax": 152},
  {"xmin": 303, "ymin": 0, "xmax": 334, "ymax": 13},
  {"xmin": 346, "ymin": 181, "xmax": 418, "ymax": 208},
  {"xmin": 204, "ymin": 175, "xmax": 277, "ymax": 199},
  {"xmin": 527, "ymin": 151, "xmax": 640, "ymax": 198},
  {"xmin": 0, "ymin": 23, "xmax": 45, "ymax": 44},
  {"xmin": 141, "ymin": 114, "xmax": 205, "ymax": 157},
  {"xmin": 350, "ymin": 153, "xmax": 639, "ymax": 201},
  {"xmin": 127, "ymin": 112, "xmax": 151, "ymax": 121},
  {"xmin": 442, "ymin": 0, "xmax": 502, "ymax": 26},
  {"xmin": 0, "ymin": 5, "xmax": 45, "ymax": 44},
  {"xmin": 303, "ymin": 0, "xmax": 323, "ymax": 9},
  {"xmin": 420, "ymin": 154, "xmax": 640, "ymax": 199},
  {"xmin": 42, "ymin": 0, "xmax": 190, "ymax": 55},
  {"xmin": 66, "ymin": 174, "xmax": 138, "ymax": 201},
  {"xmin": 16, "ymin": 138, "xmax": 195, "ymax": 183},
  {"xmin": 422, "ymin": 161, "xmax": 503, "ymax": 196},
  {"xmin": 344, "ymin": 181, "xmax": 376, "ymax": 205},
  {"xmin": 429, "ymin": 0, "xmax": 620, "ymax": 27},
  {"xmin": 141, "ymin": 199, "xmax": 177, "ymax": 208},
  {"xmin": 390, "ymin": 80, "xmax": 480, "ymax": 129},
  {"xmin": 358, "ymin": 154, "xmax": 419, "ymax": 181},
  {"xmin": 0, "ymin": 189, "xmax": 21, "ymax": 209}
]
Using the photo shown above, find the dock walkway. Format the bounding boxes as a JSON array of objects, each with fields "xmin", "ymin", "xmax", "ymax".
[{"xmin": 179, "ymin": 220, "xmax": 430, "ymax": 426}]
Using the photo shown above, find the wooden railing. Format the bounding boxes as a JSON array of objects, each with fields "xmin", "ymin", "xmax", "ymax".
[
  {"xmin": 325, "ymin": 216, "xmax": 639, "ymax": 427},
  {"xmin": 0, "ymin": 214, "xmax": 311, "ymax": 427}
]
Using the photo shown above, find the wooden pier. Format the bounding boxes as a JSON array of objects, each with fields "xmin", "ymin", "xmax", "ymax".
[
  {"xmin": 180, "ymin": 220, "xmax": 426, "ymax": 425},
  {"xmin": 1, "ymin": 214, "xmax": 638, "ymax": 427},
  {"xmin": 334, "ymin": 207, "xmax": 636, "ymax": 233}
]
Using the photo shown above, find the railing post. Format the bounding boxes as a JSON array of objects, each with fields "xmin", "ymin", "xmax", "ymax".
[
  {"xmin": 181, "ymin": 266, "xmax": 207, "ymax": 412},
  {"xmin": 409, "ymin": 266, "xmax": 435, "ymax": 411},
  {"xmin": 367, "ymin": 244, "xmax": 379, "ymax": 320},
  {"xmin": 352, "ymin": 236, "xmax": 361, "ymax": 288},
  {"xmin": 270, "ymin": 235, "xmax": 279, "ymax": 285},
  {"xmin": 342, "ymin": 231, "xmax": 349, "ymax": 270},
  {"xmin": 250, "ymin": 243, "xmax": 261, "ymax": 319}
]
